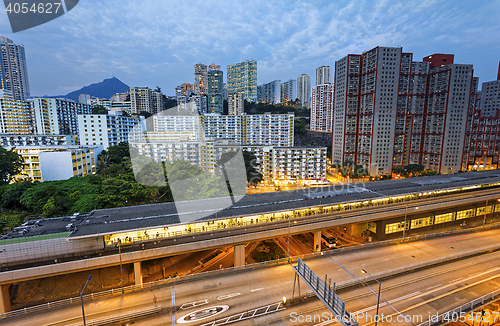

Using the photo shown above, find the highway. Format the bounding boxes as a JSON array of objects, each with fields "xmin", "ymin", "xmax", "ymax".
[{"xmin": 3, "ymin": 228, "xmax": 500, "ymax": 326}]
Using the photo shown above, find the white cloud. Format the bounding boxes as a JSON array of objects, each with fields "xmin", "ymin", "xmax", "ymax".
[{"xmin": 5, "ymin": 0, "xmax": 499, "ymax": 95}]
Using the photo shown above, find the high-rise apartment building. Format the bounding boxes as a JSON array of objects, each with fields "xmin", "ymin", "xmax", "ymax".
[
  {"xmin": 315, "ymin": 65, "xmax": 331, "ymax": 85},
  {"xmin": 297, "ymin": 73, "xmax": 311, "ymax": 109},
  {"xmin": 29, "ymin": 98, "xmax": 92, "ymax": 136},
  {"xmin": 228, "ymin": 93, "xmax": 244, "ymax": 115},
  {"xmin": 281, "ymin": 79, "xmax": 297, "ymax": 103},
  {"xmin": 207, "ymin": 67, "xmax": 224, "ymax": 114},
  {"xmin": 194, "ymin": 63, "xmax": 208, "ymax": 95},
  {"xmin": 463, "ymin": 65, "xmax": 500, "ymax": 171},
  {"xmin": 257, "ymin": 80, "xmax": 281, "ymax": 104},
  {"xmin": 78, "ymin": 94, "xmax": 92, "ymax": 105},
  {"xmin": 0, "ymin": 36, "xmax": 30, "ymax": 100},
  {"xmin": 310, "ymin": 84, "xmax": 334, "ymax": 132},
  {"xmin": 333, "ymin": 46, "xmax": 475, "ymax": 176},
  {"xmin": 181, "ymin": 83, "xmax": 193, "ymax": 96},
  {"xmin": 130, "ymin": 87, "xmax": 163, "ymax": 114},
  {"xmin": 208, "ymin": 64, "xmax": 220, "ymax": 71},
  {"xmin": 175, "ymin": 86, "xmax": 184, "ymax": 99},
  {"xmin": 0, "ymin": 90, "xmax": 31, "ymax": 134},
  {"xmin": 78, "ymin": 111, "xmax": 142, "ymax": 149},
  {"xmin": 227, "ymin": 60, "xmax": 257, "ymax": 102}
]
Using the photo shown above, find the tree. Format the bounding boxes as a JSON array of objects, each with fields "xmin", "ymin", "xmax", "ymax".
[
  {"xmin": 0, "ymin": 181, "xmax": 35, "ymax": 209},
  {"xmin": 404, "ymin": 164, "xmax": 425, "ymax": 177},
  {"xmin": 243, "ymin": 151, "xmax": 263, "ymax": 186},
  {"xmin": 0, "ymin": 147, "xmax": 23, "ymax": 185},
  {"xmin": 294, "ymin": 119, "xmax": 307, "ymax": 138},
  {"xmin": 392, "ymin": 166, "xmax": 404, "ymax": 176},
  {"xmin": 164, "ymin": 160, "xmax": 227, "ymax": 201},
  {"xmin": 92, "ymin": 105, "xmax": 108, "ymax": 114},
  {"xmin": 107, "ymin": 142, "xmax": 131, "ymax": 165},
  {"xmin": 139, "ymin": 111, "xmax": 152, "ymax": 119}
]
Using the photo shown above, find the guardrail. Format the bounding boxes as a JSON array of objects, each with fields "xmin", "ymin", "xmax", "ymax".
[
  {"xmin": 1, "ymin": 222, "xmax": 500, "ymax": 321},
  {"xmin": 417, "ymin": 289, "xmax": 500, "ymax": 326}
]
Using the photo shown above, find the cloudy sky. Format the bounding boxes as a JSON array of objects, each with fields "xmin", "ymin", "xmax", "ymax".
[{"xmin": 1, "ymin": 0, "xmax": 499, "ymax": 96}]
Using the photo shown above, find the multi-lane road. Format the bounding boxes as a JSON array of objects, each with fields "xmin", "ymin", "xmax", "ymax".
[{"xmin": 4, "ymin": 228, "xmax": 500, "ymax": 326}]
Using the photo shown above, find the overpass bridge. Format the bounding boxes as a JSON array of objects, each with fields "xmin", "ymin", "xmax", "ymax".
[
  {"xmin": 2, "ymin": 227, "xmax": 500, "ymax": 325},
  {"xmin": 1, "ymin": 171, "xmax": 500, "ymax": 313}
]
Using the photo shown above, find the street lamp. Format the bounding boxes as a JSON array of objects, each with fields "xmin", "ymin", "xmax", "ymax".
[
  {"xmin": 287, "ymin": 216, "xmax": 291, "ymax": 261},
  {"xmin": 81, "ymin": 275, "xmax": 92, "ymax": 326},
  {"xmin": 402, "ymin": 205, "xmax": 418, "ymax": 240},
  {"xmin": 361, "ymin": 269, "xmax": 381, "ymax": 326},
  {"xmin": 484, "ymin": 199, "xmax": 489, "ymax": 226},
  {"xmin": 118, "ymin": 239, "xmax": 124, "ymax": 293}
]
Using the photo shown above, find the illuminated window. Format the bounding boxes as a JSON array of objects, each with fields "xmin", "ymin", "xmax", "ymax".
[
  {"xmin": 435, "ymin": 212, "xmax": 455, "ymax": 224},
  {"xmin": 385, "ymin": 221, "xmax": 408, "ymax": 234},
  {"xmin": 456, "ymin": 209, "xmax": 475, "ymax": 220}
]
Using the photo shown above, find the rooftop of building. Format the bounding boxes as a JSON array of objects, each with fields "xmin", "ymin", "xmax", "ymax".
[{"xmin": 2, "ymin": 169, "xmax": 499, "ymax": 242}]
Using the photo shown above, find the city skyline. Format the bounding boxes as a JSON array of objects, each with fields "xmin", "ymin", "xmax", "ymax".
[{"xmin": 0, "ymin": 0, "xmax": 499, "ymax": 96}]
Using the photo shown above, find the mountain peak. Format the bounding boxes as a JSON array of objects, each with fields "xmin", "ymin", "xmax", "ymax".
[{"xmin": 64, "ymin": 77, "xmax": 129, "ymax": 101}]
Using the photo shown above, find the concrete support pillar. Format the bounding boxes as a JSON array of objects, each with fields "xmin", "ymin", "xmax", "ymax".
[
  {"xmin": 234, "ymin": 244, "xmax": 245, "ymax": 267},
  {"xmin": 0, "ymin": 284, "xmax": 11, "ymax": 314},
  {"xmin": 314, "ymin": 231, "xmax": 321, "ymax": 252},
  {"xmin": 134, "ymin": 261, "xmax": 143, "ymax": 286}
]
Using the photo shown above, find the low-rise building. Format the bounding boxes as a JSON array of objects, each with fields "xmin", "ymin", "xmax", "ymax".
[
  {"xmin": 8, "ymin": 146, "xmax": 99, "ymax": 182},
  {"xmin": 0, "ymin": 134, "xmax": 76, "ymax": 147}
]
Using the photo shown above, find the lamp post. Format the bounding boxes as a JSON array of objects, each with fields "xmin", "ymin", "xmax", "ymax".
[
  {"xmin": 361, "ymin": 269, "xmax": 381, "ymax": 326},
  {"xmin": 287, "ymin": 216, "xmax": 290, "ymax": 261},
  {"xmin": 484, "ymin": 199, "xmax": 488, "ymax": 226},
  {"xmin": 80, "ymin": 275, "xmax": 92, "ymax": 326},
  {"xmin": 402, "ymin": 206, "xmax": 418, "ymax": 240},
  {"xmin": 402, "ymin": 205, "xmax": 408, "ymax": 240},
  {"xmin": 118, "ymin": 239, "xmax": 123, "ymax": 293}
]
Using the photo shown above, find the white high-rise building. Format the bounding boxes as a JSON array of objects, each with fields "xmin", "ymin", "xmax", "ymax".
[
  {"xmin": 78, "ymin": 111, "xmax": 143, "ymax": 149},
  {"xmin": 130, "ymin": 87, "xmax": 163, "ymax": 114},
  {"xmin": 29, "ymin": 98, "xmax": 92, "ymax": 136},
  {"xmin": 297, "ymin": 73, "xmax": 311, "ymax": 109},
  {"xmin": 257, "ymin": 80, "xmax": 281, "ymax": 104},
  {"xmin": 315, "ymin": 65, "xmax": 331, "ymax": 85},
  {"xmin": 0, "ymin": 90, "xmax": 31, "ymax": 134},
  {"xmin": 228, "ymin": 93, "xmax": 244, "ymax": 115},
  {"xmin": 0, "ymin": 36, "xmax": 30, "ymax": 100},
  {"xmin": 310, "ymin": 84, "xmax": 334, "ymax": 132},
  {"xmin": 194, "ymin": 63, "xmax": 208, "ymax": 96},
  {"xmin": 281, "ymin": 79, "xmax": 297, "ymax": 103}
]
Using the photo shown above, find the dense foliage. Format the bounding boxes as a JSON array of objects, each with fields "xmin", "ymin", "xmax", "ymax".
[
  {"xmin": 0, "ymin": 146, "xmax": 23, "ymax": 185},
  {"xmin": 244, "ymin": 100, "xmax": 310, "ymax": 117}
]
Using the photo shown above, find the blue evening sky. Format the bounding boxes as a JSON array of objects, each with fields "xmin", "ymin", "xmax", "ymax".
[{"xmin": 1, "ymin": 0, "xmax": 499, "ymax": 96}]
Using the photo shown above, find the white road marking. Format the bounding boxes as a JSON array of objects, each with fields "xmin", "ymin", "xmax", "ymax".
[
  {"xmin": 217, "ymin": 293, "xmax": 241, "ymax": 300},
  {"xmin": 426, "ymin": 284, "xmax": 442, "ymax": 290},
  {"xmin": 449, "ymin": 278, "xmax": 463, "ymax": 283},
  {"xmin": 469, "ymin": 272, "xmax": 483, "ymax": 277},
  {"xmin": 172, "ymin": 288, "xmax": 176, "ymax": 326},
  {"xmin": 251, "ymin": 288, "xmax": 264, "ymax": 292},
  {"xmin": 354, "ymin": 291, "xmax": 420, "ymax": 315},
  {"xmin": 180, "ymin": 299, "xmax": 209, "ymax": 310},
  {"xmin": 285, "ymin": 281, "xmax": 292, "ymax": 284},
  {"xmin": 177, "ymin": 305, "xmax": 230, "ymax": 324}
]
